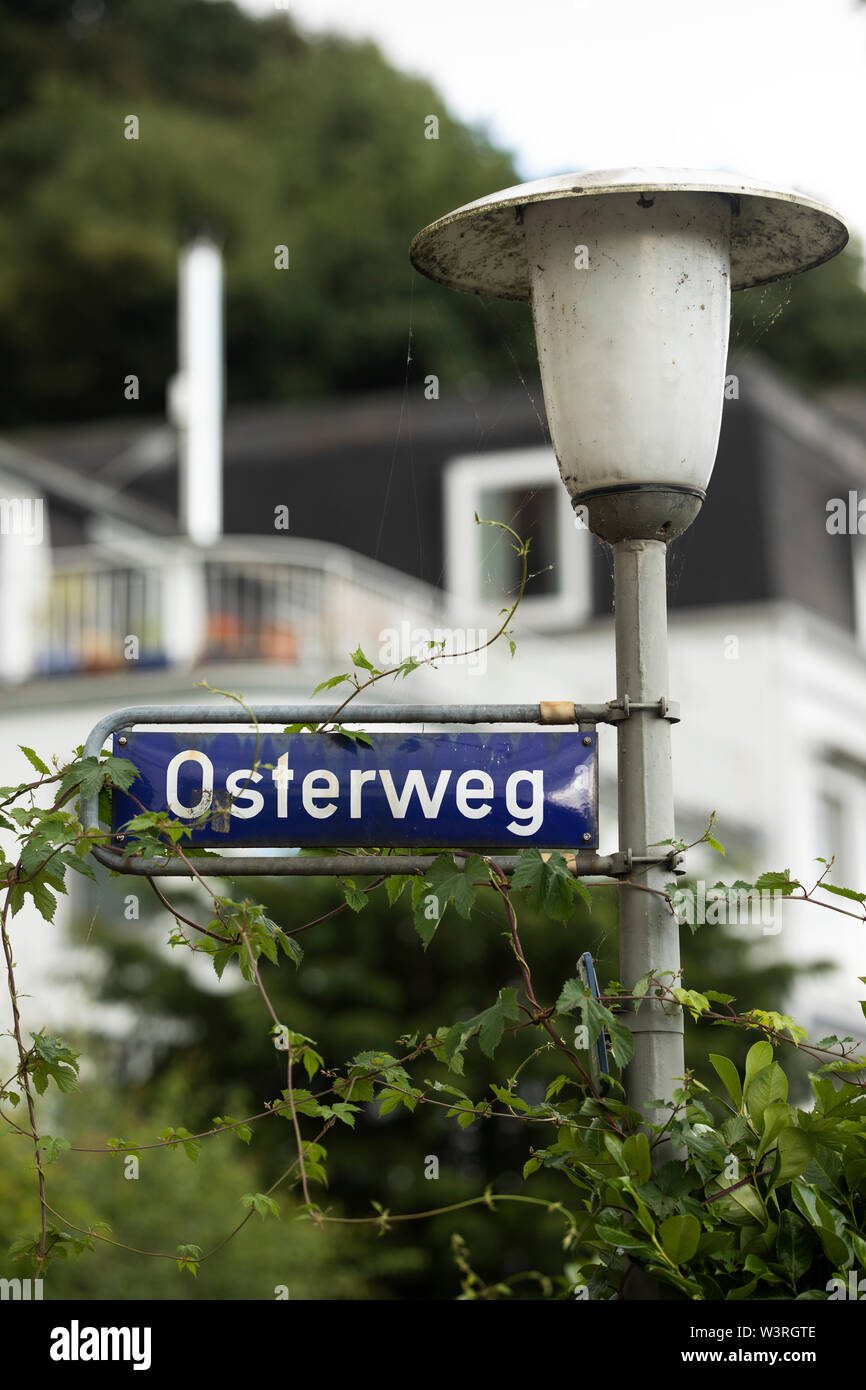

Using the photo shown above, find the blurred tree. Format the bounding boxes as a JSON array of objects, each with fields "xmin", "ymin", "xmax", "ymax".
[
  {"xmin": 0, "ymin": 1069, "xmax": 381, "ymax": 1299},
  {"xmin": 731, "ymin": 244, "xmax": 866, "ymax": 390},
  {"xmin": 0, "ymin": 0, "xmax": 533, "ymax": 426}
]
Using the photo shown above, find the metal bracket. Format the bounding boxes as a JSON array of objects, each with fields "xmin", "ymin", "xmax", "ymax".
[{"xmin": 605, "ymin": 696, "xmax": 680, "ymax": 724}]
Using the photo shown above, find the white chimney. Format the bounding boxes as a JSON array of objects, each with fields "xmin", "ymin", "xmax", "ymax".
[{"xmin": 173, "ymin": 236, "xmax": 224, "ymax": 547}]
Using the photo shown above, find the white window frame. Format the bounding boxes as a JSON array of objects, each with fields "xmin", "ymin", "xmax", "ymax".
[
  {"xmin": 444, "ymin": 447, "xmax": 592, "ymax": 628},
  {"xmin": 852, "ymin": 534, "xmax": 866, "ymax": 651}
]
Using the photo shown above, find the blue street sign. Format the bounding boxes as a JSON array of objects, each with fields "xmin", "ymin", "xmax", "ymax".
[{"xmin": 111, "ymin": 731, "xmax": 598, "ymax": 850}]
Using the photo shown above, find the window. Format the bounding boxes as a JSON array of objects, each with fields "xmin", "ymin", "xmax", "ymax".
[{"xmin": 444, "ymin": 448, "xmax": 593, "ymax": 628}]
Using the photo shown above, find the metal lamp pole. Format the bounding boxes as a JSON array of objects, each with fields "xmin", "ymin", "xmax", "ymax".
[
  {"xmin": 410, "ymin": 168, "xmax": 848, "ymax": 1124},
  {"xmin": 613, "ymin": 537, "xmax": 681, "ymax": 1124}
]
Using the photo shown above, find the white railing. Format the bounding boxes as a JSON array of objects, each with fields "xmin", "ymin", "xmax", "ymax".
[{"xmin": 39, "ymin": 538, "xmax": 459, "ymax": 678}]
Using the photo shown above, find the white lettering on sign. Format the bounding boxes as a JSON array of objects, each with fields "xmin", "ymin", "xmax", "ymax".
[
  {"xmin": 455, "ymin": 770, "xmax": 493, "ymax": 819},
  {"xmin": 166, "ymin": 751, "xmax": 213, "ymax": 818},
  {"xmin": 302, "ymin": 770, "xmax": 339, "ymax": 818},
  {"xmin": 379, "ymin": 768, "xmax": 452, "ymax": 818},
  {"xmin": 225, "ymin": 768, "xmax": 263, "ymax": 819},
  {"xmin": 350, "ymin": 768, "xmax": 377, "ymax": 817},
  {"xmin": 162, "ymin": 753, "xmax": 548, "ymax": 835},
  {"xmin": 272, "ymin": 752, "xmax": 292, "ymax": 816},
  {"xmin": 505, "ymin": 769, "xmax": 544, "ymax": 835}
]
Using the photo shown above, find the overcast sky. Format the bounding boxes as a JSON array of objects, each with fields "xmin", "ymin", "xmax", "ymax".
[{"xmin": 239, "ymin": 0, "xmax": 866, "ymax": 249}]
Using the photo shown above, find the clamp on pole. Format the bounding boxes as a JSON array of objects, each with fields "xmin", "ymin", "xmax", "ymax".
[
  {"xmin": 611, "ymin": 848, "xmax": 685, "ymax": 877},
  {"xmin": 606, "ymin": 695, "xmax": 680, "ymax": 723}
]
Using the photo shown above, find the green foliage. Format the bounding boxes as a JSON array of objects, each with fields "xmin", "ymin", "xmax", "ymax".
[
  {"xmin": 442, "ymin": 988, "xmax": 522, "ymax": 1069},
  {"xmin": 2, "ymin": 703, "xmax": 863, "ymax": 1300},
  {"xmin": 731, "ymin": 246, "xmax": 866, "ymax": 390},
  {"xmin": 526, "ymin": 1046, "xmax": 866, "ymax": 1300},
  {"xmin": 0, "ymin": 1079, "xmax": 375, "ymax": 1298},
  {"xmin": 28, "ymin": 1031, "xmax": 80, "ymax": 1096},
  {"xmin": 511, "ymin": 848, "xmax": 592, "ymax": 919},
  {"xmin": 241, "ymin": 1192, "xmax": 279, "ymax": 1220}
]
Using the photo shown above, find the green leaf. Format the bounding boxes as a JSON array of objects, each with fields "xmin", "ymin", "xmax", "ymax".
[
  {"xmin": 555, "ymin": 978, "xmax": 586, "ymax": 1015},
  {"xmin": 607, "ymin": 1019, "xmax": 635, "ymax": 1070},
  {"xmin": 350, "ymin": 645, "xmax": 375, "ymax": 672},
  {"xmin": 317, "ymin": 1102, "xmax": 360, "ymax": 1128},
  {"xmin": 159, "ymin": 1126, "xmax": 201, "ymax": 1163},
  {"xmin": 276, "ymin": 931, "xmax": 304, "ymax": 969},
  {"xmin": 241, "ymin": 1192, "xmax": 279, "ymax": 1219},
  {"xmin": 341, "ymin": 879, "xmax": 368, "ymax": 913},
  {"xmin": 790, "ymin": 1180, "xmax": 821, "ymax": 1227},
  {"xmin": 754, "ymin": 870, "xmax": 799, "ymax": 897},
  {"xmin": 821, "ymin": 883, "xmax": 866, "ymax": 903},
  {"xmin": 706, "ymin": 1178, "xmax": 765, "ymax": 1226},
  {"xmin": 175, "ymin": 1243, "xmax": 202, "ymax": 1277},
  {"xmin": 413, "ymin": 854, "xmax": 484, "ymax": 949},
  {"xmin": 777, "ymin": 1211, "xmax": 814, "ymax": 1286},
  {"xmin": 756, "ymin": 1100, "xmax": 789, "ymax": 1160},
  {"xmin": 212, "ymin": 1116, "xmax": 252, "ymax": 1145},
  {"xmin": 744, "ymin": 1040, "xmax": 774, "ymax": 1091},
  {"xmin": 19, "ymin": 745, "xmax": 50, "ymax": 776},
  {"xmin": 36, "ymin": 1135, "xmax": 70, "ymax": 1165},
  {"xmin": 746, "ymin": 1063, "xmax": 788, "ymax": 1130},
  {"xmin": 385, "ymin": 875, "xmax": 411, "ymax": 906},
  {"xmin": 511, "ymin": 847, "xmax": 583, "ymax": 922},
  {"xmin": 709, "ymin": 1053, "xmax": 742, "ymax": 1110},
  {"xmin": 660, "ymin": 1213, "xmax": 700, "ymax": 1265},
  {"xmin": 673, "ymin": 987, "xmax": 710, "ymax": 1021},
  {"xmin": 443, "ymin": 988, "xmax": 521, "ymax": 1068},
  {"xmin": 426, "ymin": 854, "xmax": 483, "ymax": 921},
  {"xmin": 311, "ymin": 673, "xmax": 350, "ymax": 695},
  {"xmin": 594, "ymin": 1221, "xmax": 650, "ymax": 1252},
  {"xmin": 100, "ymin": 756, "xmax": 138, "ymax": 791},
  {"xmin": 477, "ymin": 988, "xmax": 521, "ymax": 1059},
  {"xmin": 332, "ymin": 726, "xmax": 373, "ymax": 747},
  {"xmin": 770, "ymin": 1128, "xmax": 816, "ymax": 1189},
  {"xmin": 622, "ymin": 1132, "xmax": 651, "ymax": 1185},
  {"xmin": 28, "ymin": 879, "xmax": 58, "ymax": 923},
  {"xmin": 28, "ymin": 1031, "xmax": 80, "ymax": 1095}
]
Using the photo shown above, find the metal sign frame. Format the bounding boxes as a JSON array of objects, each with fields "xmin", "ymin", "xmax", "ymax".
[
  {"xmin": 577, "ymin": 951, "xmax": 611, "ymax": 1086},
  {"xmin": 82, "ymin": 700, "xmax": 672, "ymax": 879}
]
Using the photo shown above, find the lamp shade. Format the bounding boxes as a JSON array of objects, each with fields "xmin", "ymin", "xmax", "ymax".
[
  {"xmin": 525, "ymin": 190, "xmax": 732, "ymax": 500},
  {"xmin": 411, "ymin": 169, "xmax": 848, "ymax": 517}
]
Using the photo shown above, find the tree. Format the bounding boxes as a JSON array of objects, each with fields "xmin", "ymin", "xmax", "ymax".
[{"xmin": 0, "ymin": 0, "xmax": 531, "ymax": 426}]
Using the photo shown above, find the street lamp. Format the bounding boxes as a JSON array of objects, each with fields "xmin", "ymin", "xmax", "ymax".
[{"xmin": 411, "ymin": 168, "xmax": 848, "ymax": 1125}]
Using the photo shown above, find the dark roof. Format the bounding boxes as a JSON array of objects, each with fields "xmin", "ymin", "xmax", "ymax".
[{"xmin": 4, "ymin": 359, "xmax": 866, "ymax": 632}]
